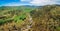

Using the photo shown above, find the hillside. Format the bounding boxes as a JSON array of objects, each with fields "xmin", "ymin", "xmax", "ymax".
[
  {"xmin": 30, "ymin": 5, "xmax": 60, "ymax": 31},
  {"xmin": 0, "ymin": 5, "xmax": 60, "ymax": 31},
  {"xmin": 0, "ymin": 6, "xmax": 36, "ymax": 31}
]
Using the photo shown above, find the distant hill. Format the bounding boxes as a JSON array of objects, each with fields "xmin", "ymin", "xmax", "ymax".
[{"xmin": 30, "ymin": 5, "xmax": 60, "ymax": 31}]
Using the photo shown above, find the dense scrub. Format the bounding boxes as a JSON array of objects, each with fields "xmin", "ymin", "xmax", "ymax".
[
  {"xmin": 30, "ymin": 5, "xmax": 60, "ymax": 31},
  {"xmin": 0, "ymin": 5, "xmax": 60, "ymax": 31}
]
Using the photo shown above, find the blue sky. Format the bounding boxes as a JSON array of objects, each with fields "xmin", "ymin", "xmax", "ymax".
[{"xmin": 0, "ymin": 0, "xmax": 60, "ymax": 6}]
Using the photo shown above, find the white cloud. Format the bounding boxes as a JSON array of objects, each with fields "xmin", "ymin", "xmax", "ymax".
[
  {"xmin": 21, "ymin": 0, "xmax": 27, "ymax": 1},
  {"xmin": 20, "ymin": 0, "xmax": 60, "ymax": 6},
  {"xmin": 55, "ymin": 0, "xmax": 60, "ymax": 1},
  {"xmin": 4, "ymin": 2, "xmax": 32, "ymax": 6},
  {"xmin": 2, "ymin": 0, "xmax": 60, "ymax": 6},
  {"xmin": 20, "ymin": 0, "xmax": 31, "ymax": 2},
  {"xmin": 4, "ymin": 3, "xmax": 20, "ymax": 6},
  {"xmin": 30, "ymin": 0, "xmax": 56, "ymax": 6}
]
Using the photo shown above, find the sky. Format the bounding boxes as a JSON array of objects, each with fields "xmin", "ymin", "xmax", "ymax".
[{"xmin": 0, "ymin": 0, "xmax": 60, "ymax": 6}]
